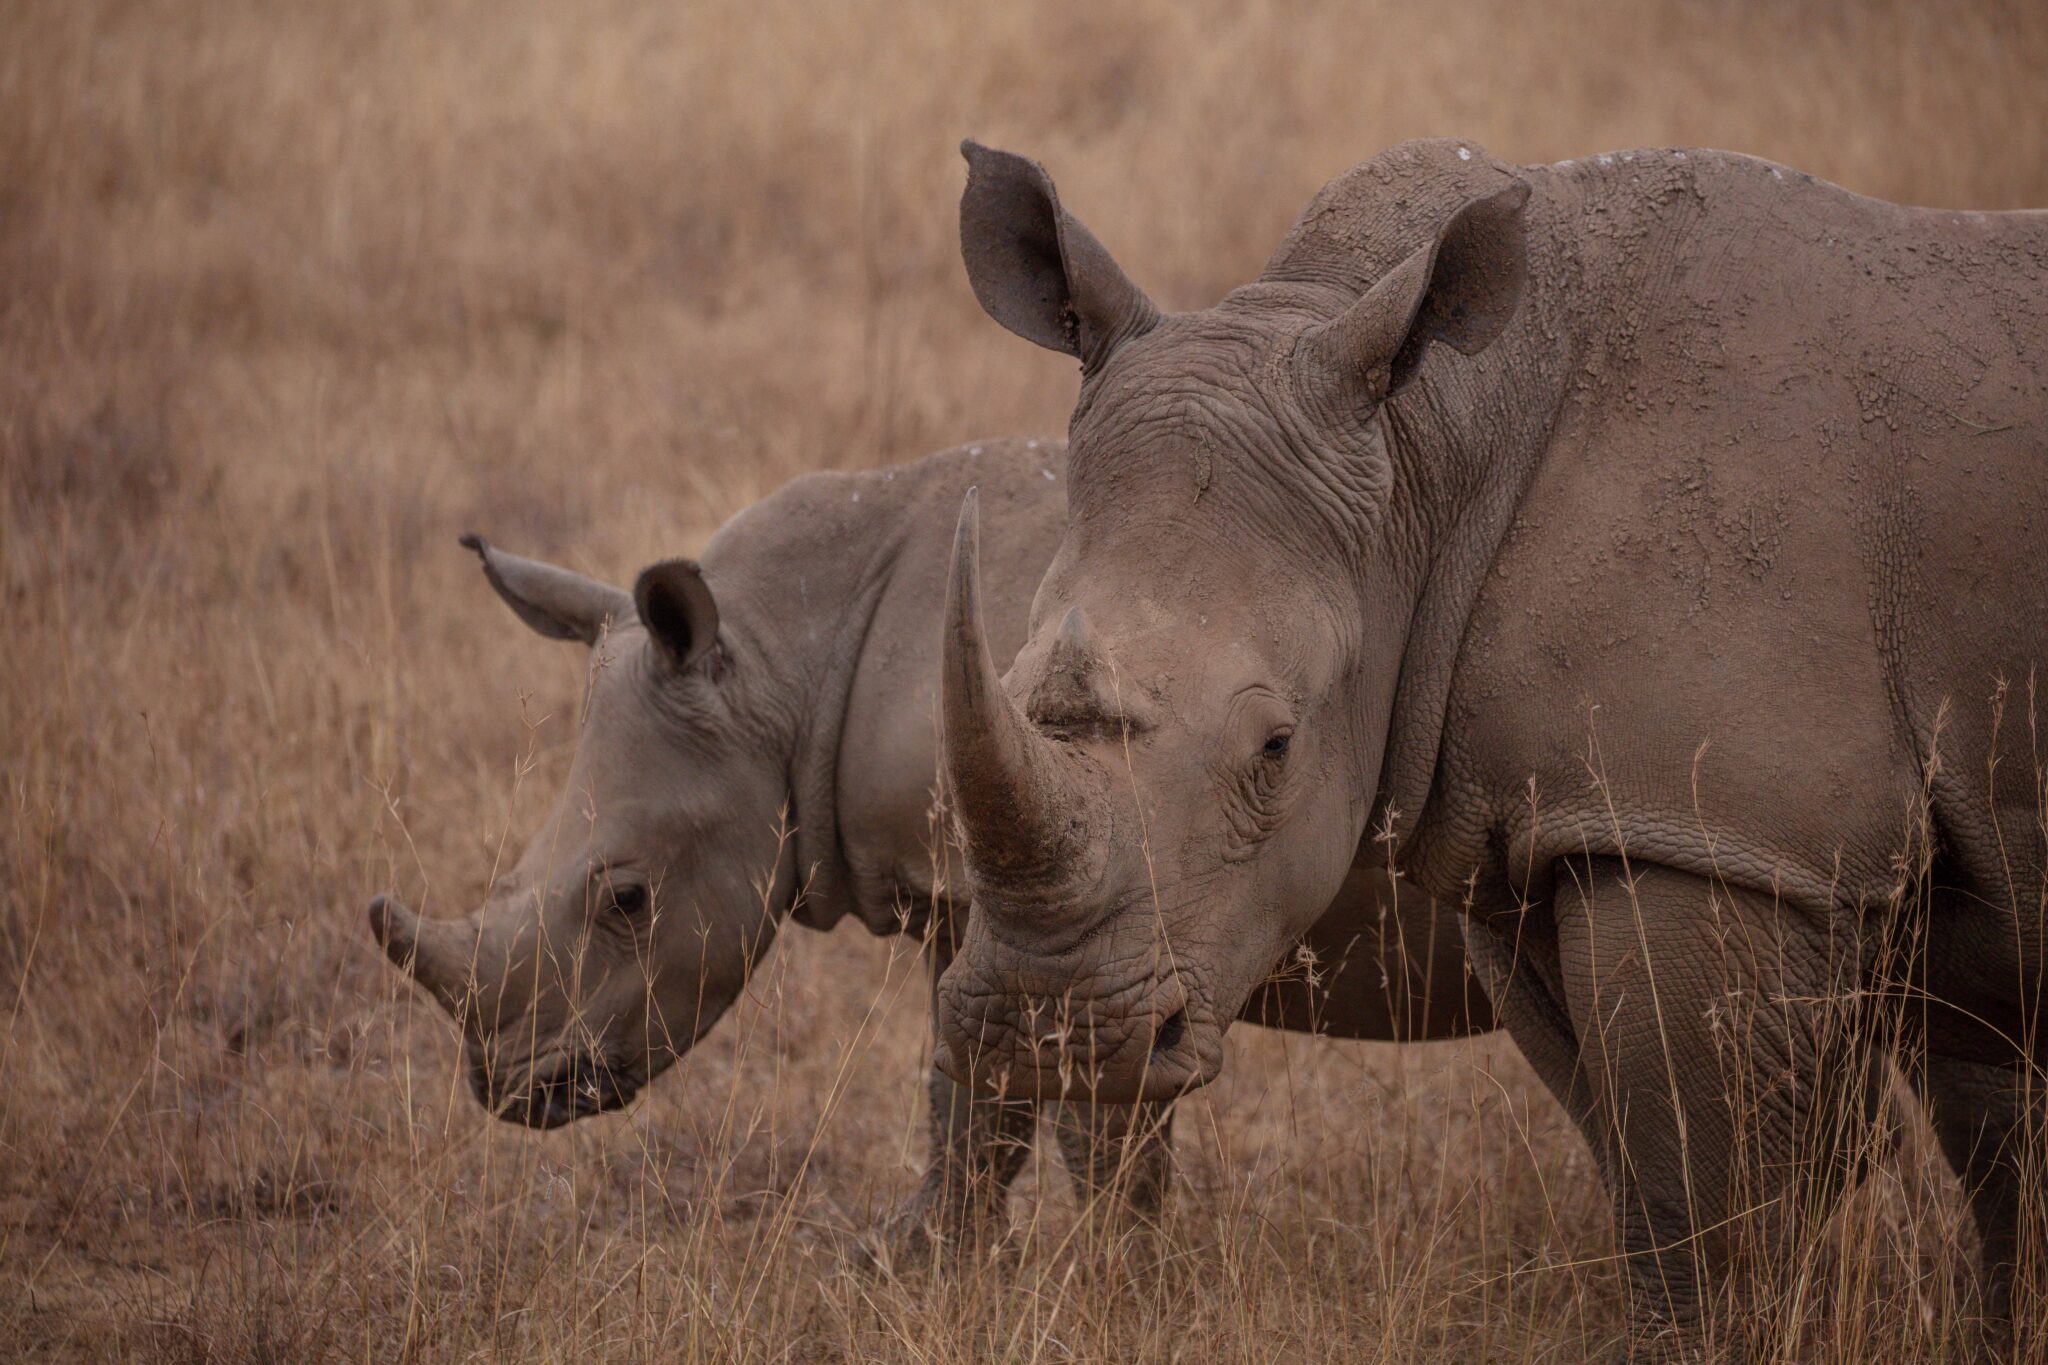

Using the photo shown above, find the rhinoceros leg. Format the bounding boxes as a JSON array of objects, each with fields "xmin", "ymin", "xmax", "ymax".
[
  {"xmin": 1050, "ymin": 1099, "xmax": 1174, "ymax": 1231},
  {"xmin": 1916, "ymin": 1048, "xmax": 2042, "ymax": 1349},
  {"xmin": 878, "ymin": 1063, "xmax": 1037, "ymax": 1260},
  {"xmin": 1545, "ymin": 856, "xmax": 1889, "ymax": 1358},
  {"xmin": 869, "ymin": 927, "xmax": 1181, "ymax": 1268},
  {"xmin": 868, "ymin": 934, "xmax": 1038, "ymax": 1268}
]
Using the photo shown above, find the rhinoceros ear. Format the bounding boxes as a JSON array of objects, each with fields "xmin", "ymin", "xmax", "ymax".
[
  {"xmin": 1300, "ymin": 177, "xmax": 1530, "ymax": 404},
  {"xmin": 634, "ymin": 560, "xmax": 719, "ymax": 671},
  {"xmin": 958, "ymin": 140, "xmax": 1160, "ymax": 373},
  {"xmin": 461, "ymin": 534, "xmax": 631, "ymax": 645}
]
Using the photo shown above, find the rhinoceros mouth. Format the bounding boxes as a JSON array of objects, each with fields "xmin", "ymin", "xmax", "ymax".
[
  {"xmin": 935, "ymin": 959, "xmax": 1221, "ymax": 1104},
  {"xmin": 473, "ymin": 1051, "xmax": 642, "ymax": 1129}
]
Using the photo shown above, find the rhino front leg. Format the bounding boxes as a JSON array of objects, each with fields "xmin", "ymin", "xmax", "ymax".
[
  {"xmin": 1545, "ymin": 856, "xmax": 1888, "ymax": 1361},
  {"xmin": 868, "ymin": 1063, "xmax": 1036, "ymax": 1267},
  {"xmin": 867, "ymin": 926, "xmax": 1038, "ymax": 1269},
  {"xmin": 1051, "ymin": 1099, "xmax": 1175, "ymax": 1235}
]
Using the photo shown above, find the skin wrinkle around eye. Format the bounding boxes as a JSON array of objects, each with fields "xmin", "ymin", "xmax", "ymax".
[{"xmin": 1211, "ymin": 687, "xmax": 1301, "ymax": 859}]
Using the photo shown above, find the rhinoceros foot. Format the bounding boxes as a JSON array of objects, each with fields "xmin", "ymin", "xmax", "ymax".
[{"xmin": 854, "ymin": 1171, "xmax": 1017, "ymax": 1276}]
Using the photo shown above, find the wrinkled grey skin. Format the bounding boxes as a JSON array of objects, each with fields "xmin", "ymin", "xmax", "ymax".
[
  {"xmin": 938, "ymin": 138, "xmax": 2047, "ymax": 1354},
  {"xmin": 368, "ymin": 439, "xmax": 1489, "ymax": 1259}
]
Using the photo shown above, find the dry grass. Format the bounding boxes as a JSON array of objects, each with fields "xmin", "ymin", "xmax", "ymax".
[{"xmin": 4, "ymin": 1, "xmax": 2047, "ymax": 1359}]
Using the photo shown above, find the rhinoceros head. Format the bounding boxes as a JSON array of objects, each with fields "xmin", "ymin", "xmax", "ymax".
[
  {"xmin": 369, "ymin": 537, "xmax": 796, "ymax": 1128},
  {"xmin": 935, "ymin": 141, "xmax": 1528, "ymax": 1103}
]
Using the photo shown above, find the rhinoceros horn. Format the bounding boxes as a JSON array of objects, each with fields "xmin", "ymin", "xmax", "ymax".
[
  {"xmin": 368, "ymin": 895, "xmax": 477, "ymax": 1016},
  {"xmin": 941, "ymin": 489, "xmax": 1086, "ymax": 887}
]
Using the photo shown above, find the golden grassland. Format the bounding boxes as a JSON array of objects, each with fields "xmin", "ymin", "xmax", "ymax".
[{"xmin": 4, "ymin": 1, "xmax": 2046, "ymax": 1359}]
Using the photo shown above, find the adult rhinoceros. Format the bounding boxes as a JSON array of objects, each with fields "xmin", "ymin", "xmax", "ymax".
[
  {"xmin": 934, "ymin": 140, "xmax": 2047, "ymax": 1353},
  {"xmin": 366, "ymin": 438, "xmax": 1489, "ymax": 1257}
]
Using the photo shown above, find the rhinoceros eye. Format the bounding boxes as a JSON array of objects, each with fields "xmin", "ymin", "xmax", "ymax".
[
  {"xmin": 608, "ymin": 883, "xmax": 650, "ymax": 918},
  {"xmin": 1261, "ymin": 728, "xmax": 1293, "ymax": 760}
]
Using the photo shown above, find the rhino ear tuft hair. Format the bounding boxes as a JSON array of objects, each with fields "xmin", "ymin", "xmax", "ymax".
[
  {"xmin": 1303, "ymin": 177, "xmax": 1531, "ymax": 404},
  {"xmin": 958, "ymin": 140, "xmax": 1160, "ymax": 373},
  {"xmin": 464, "ymin": 533, "xmax": 631, "ymax": 645},
  {"xmin": 634, "ymin": 560, "xmax": 720, "ymax": 672}
]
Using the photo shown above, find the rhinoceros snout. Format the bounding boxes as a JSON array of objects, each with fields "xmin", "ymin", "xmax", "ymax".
[
  {"xmin": 934, "ymin": 956, "xmax": 1215, "ymax": 1104},
  {"xmin": 471, "ymin": 1050, "xmax": 640, "ymax": 1130}
]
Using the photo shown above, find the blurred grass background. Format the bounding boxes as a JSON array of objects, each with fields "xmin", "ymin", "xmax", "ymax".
[{"xmin": 3, "ymin": 1, "xmax": 2045, "ymax": 1359}]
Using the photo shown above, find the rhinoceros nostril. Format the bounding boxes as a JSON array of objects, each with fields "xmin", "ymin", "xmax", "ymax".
[{"xmin": 1151, "ymin": 1008, "xmax": 1187, "ymax": 1057}]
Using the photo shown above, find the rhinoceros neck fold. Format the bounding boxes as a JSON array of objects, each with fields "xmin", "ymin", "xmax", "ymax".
[
  {"xmin": 1364, "ymin": 147, "xmax": 1765, "ymax": 877},
  {"xmin": 1347, "ymin": 164, "xmax": 1609, "ymax": 868},
  {"xmin": 690, "ymin": 444, "xmax": 1071, "ymax": 941},
  {"xmin": 784, "ymin": 562, "xmax": 897, "ymax": 935},
  {"xmin": 696, "ymin": 469, "xmax": 906, "ymax": 938}
]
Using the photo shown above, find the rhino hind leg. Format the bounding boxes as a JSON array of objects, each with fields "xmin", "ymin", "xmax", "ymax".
[
  {"xmin": 1546, "ymin": 856, "xmax": 1892, "ymax": 1359},
  {"xmin": 1051, "ymin": 1099, "xmax": 1175, "ymax": 1235},
  {"xmin": 1916, "ymin": 1045, "xmax": 2044, "ymax": 1352}
]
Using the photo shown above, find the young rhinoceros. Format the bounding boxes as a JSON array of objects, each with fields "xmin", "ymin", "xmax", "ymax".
[{"xmin": 367, "ymin": 438, "xmax": 1490, "ymax": 1252}]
